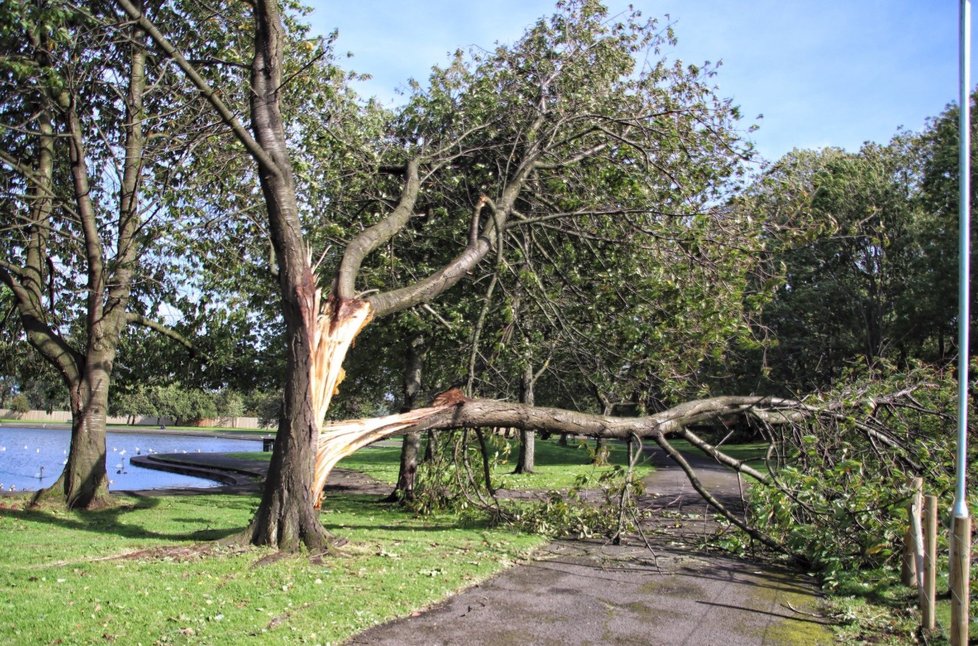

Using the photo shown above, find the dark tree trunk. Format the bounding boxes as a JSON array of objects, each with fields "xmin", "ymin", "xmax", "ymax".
[
  {"xmin": 384, "ymin": 335, "xmax": 425, "ymax": 502},
  {"xmin": 32, "ymin": 370, "xmax": 112, "ymax": 509},
  {"xmin": 241, "ymin": 0, "xmax": 330, "ymax": 551},
  {"xmin": 423, "ymin": 431, "xmax": 438, "ymax": 462},
  {"xmin": 514, "ymin": 362, "xmax": 536, "ymax": 474}
]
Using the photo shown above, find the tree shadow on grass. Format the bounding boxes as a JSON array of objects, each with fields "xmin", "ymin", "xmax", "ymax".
[{"xmin": 0, "ymin": 492, "xmax": 249, "ymax": 542}]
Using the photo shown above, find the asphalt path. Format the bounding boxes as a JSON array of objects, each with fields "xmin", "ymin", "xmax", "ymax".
[{"xmin": 347, "ymin": 449, "xmax": 835, "ymax": 646}]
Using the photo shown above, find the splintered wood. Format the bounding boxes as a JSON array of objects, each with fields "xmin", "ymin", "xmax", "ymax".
[
  {"xmin": 309, "ymin": 293, "xmax": 374, "ymax": 426},
  {"xmin": 312, "ymin": 406, "xmax": 449, "ymax": 505},
  {"xmin": 305, "ymin": 290, "xmax": 454, "ymax": 506}
]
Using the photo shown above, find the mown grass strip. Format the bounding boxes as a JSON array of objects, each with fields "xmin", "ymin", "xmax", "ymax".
[{"xmin": 0, "ymin": 492, "xmax": 544, "ymax": 645}]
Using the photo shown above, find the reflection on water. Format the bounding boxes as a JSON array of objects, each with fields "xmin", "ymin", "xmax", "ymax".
[{"xmin": 0, "ymin": 426, "xmax": 261, "ymax": 492}]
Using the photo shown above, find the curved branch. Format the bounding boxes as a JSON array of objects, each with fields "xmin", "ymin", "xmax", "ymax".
[
  {"xmin": 125, "ymin": 313, "xmax": 192, "ymax": 349},
  {"xmin": 0, "ymin": 266, "xmax": 83, "ymax": 384},
  {"xmin": 365, "ymin": 196, "xmax": 492, "ymax": 317},
  {"xmin": 335, "ymin": 160, "xmax": 420, "ymax": 300}
]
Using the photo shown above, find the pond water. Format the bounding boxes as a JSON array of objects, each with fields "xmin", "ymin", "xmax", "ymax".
[{"xmin": 0, "ymin": 426, "xmax": 262, "ymax": 492}]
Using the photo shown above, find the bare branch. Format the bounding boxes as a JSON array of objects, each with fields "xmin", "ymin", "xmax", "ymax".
[
  {"xmin": 125, "ymin": 313, "xmax": 193, "ymax": 349},
  {"xmin": 113, "ymin": 0, "xmax": 282, "ymax": 179}
]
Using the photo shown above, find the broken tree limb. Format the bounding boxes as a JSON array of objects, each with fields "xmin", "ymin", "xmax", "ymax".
[
  {"xmin": 313, "ymin": 405, "xmax": 454, "ymax": 506},
  {"xmin": 651, "ymin": 432, "xmax": 788, "ymax": 555},
  {"xmin": 679, "ymin": 427, "xmax": 771, "ymax": 484},
  {"xmin": 321, "ymin": 394, "xmax": 803, "ymax": 442},
  {"xmin": 313, "ymin": 393, "xmax": 805, "ymax": 506}
]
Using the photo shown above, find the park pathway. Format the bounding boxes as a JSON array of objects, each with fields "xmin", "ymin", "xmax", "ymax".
[{"xmin": 347, "ymin": 448, "xmax": 836, "ymax": 645}]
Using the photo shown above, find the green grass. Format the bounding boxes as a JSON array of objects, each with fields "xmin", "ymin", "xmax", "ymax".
[
  {"xmin": 820, "ymin": 563, "xmax": 978, "ymax": 645},
  {"xmin": 490, "ymin": 437, "xmax": 653, "ymax": 491},
  {"xmin": 0, "ymin": 492, "xmax": 545, "ymax": 645}
]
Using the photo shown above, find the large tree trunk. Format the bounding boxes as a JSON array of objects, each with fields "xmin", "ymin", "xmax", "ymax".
[
  {"xmin": 240, "ymin": 0, "xmax": 333, "ymax": 551},
  {"xmin": 31, "ymin": 368, "xmax": 112, "ymax": 509}
]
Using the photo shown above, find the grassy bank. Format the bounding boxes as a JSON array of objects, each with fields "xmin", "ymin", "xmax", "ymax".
[{"xmin": 0, "ymin": 492, "xmax": 544, "ymax": 644}]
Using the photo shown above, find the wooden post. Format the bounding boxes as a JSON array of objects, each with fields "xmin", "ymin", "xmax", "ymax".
[
  {"xmin": 922, "ymin": 495, "xmax": 938, "ymax": 632},
  {"xmin": 950, "ymin": 515, "xmax": 972, "ymax": 646},
  {"xmin": 902, "ymin": 477, "xmax": 923, "ymax": 586}
]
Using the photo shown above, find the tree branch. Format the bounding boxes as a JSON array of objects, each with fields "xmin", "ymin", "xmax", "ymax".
[
  {"xmin": 112, "ymin": 0, "xmax": 282, "ymax": 179},
  {"xmin": 365, "ymin": 195, "xmax": 492, "ymax": 318},
  {"xmin": 651, "ymin": 432, "xmax": 789, "ymax": 555},
  {"xmin": 335, "ymin": 160, "xmax": 420, "ymax": 300},
  {"xmin": 125, "ymin": 313, "xmax": 193, "ymax": 349},
  {"xmin": 327, "ymin": 394, "xmax": 803, "ymax": 442}
]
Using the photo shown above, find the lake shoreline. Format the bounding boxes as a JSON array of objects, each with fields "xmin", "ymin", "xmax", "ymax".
[
  {"xmin": 0, "ymin": 426, "xmax": 267, "ymax": 492},
  {"xmin": 0, "ymin": 421, "xmax": 273, "ymax": 441}
]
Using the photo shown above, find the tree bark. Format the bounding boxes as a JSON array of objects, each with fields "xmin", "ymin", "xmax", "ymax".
[
  {"xmin": 32, "ymin": 364, "xmax": 113, "ymax": 509},
  {"xmin": 239, "ymin": 0, "xmax": 332, "ymax": 552},
  {"xmin": 514, "ymin": 362, "xmax": 536, "ymax": 474},
  {"xmin": 384, "ymin": 335, "xmax": 425, "ymax": 502}
]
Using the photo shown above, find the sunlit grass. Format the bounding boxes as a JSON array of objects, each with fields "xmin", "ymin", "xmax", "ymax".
[{"xmin": 0, "ymin": 492, "xmax": 544, "ymax": 644}]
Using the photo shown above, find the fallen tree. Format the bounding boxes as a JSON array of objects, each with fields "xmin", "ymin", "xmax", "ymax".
[{"xmin": 316, "ymin": 370, "xmax": 966, "ymax": 567}]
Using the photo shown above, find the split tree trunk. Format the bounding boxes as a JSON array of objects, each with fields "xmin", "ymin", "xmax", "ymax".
[{"xmin": 240, "ymin": 0, "xmax": 335, "ymax": 551}]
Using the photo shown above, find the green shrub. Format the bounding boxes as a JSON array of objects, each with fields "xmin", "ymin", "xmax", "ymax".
[
  {"xmin": 8, "ymin": 392, "xmax": 30, "ymax": 415},
  {"xmin": 739, "ymin": 362, "xmax": 976, "ymax": 587}
]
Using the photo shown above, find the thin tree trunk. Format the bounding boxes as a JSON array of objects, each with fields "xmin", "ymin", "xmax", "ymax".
[
  {"xmin": 423, "ymin": 431, "xmax": 437, "ymax": 462},
  {"xmin": 384, "ymin": 335, "xmax": 425, "ymax": 502},
  {"xmin": 593, "ymin": 399, "xmax": 613, "ymax": 466},
  {"xmin": 514, "ymin": 362, "xmax": 536, "ymax": 474},
  {"xmin": 593, "ymin": 437, "xmax": 611, "ymax": 466},
  {"xmin": 474, "ymin": 428, "xmax": 496, "ymax": 496}
]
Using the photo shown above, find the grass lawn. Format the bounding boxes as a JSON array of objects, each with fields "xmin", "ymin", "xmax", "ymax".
[
  {"xmin": 0, "ymin": 492, "xmax": 545, "ymax": 645},
  {"xmin": 490, "ymin": 436, "xmax": 654, "ymax": 490}
]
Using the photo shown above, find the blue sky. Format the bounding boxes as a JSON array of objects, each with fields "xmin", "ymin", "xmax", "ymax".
[{"xmin": 308, "ymin": 1, "xmax": 967, "ymax": 163}]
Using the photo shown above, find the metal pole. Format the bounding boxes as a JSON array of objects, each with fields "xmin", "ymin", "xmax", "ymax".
[
  {"xmin": 954, "ymin": 0, "xmax": 971, "ymax": 523},
  {"xmin": 951, "ymin": 4, "xmax": 972, "ymax": 645}
]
